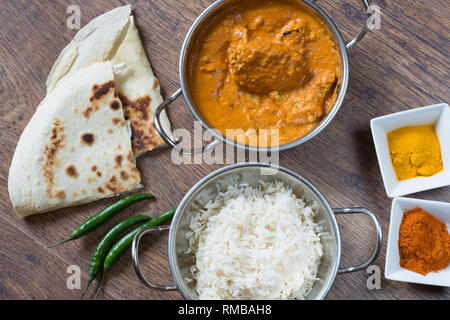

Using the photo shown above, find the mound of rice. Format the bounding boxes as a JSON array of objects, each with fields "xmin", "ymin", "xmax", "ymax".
[{"xmin": 185, "ymin": 180, "xmax": 323, "ymax": 300}]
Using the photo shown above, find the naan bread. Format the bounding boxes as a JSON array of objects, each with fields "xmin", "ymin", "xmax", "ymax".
[
  {"xmin": 9, "ymin": 62, "xmax": 141, "ymax": 217},
  {"xmin": 46, "ymin": 5, "xmax": 171, "ymax": 155}
]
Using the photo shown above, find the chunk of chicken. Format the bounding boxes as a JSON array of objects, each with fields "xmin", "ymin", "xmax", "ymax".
[{"xmin": 229, "ymin": 39, "xmax": 306, "ymax": 94}]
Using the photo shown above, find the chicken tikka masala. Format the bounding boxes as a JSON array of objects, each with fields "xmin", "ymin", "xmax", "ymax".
[{"xmin": 188, "ymin": 0, "xmax": 341, "ymax": 146}]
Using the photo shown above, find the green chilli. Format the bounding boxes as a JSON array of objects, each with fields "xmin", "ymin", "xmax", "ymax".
[
  {"xmin": 94, "ymin": 208, "xmax": 176, "ymax": 298},
  {"xmin": 80, "ymin": 215, "xmax": 151, "ymax": 299},
  {"xmin": 46, "ymin": 193, "xmax": 155, "ymax": 249}
]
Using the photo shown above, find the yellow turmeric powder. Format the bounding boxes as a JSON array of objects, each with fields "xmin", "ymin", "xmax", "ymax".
[{"xmin": 387, "ymin": 125, "xmax": 443, "ymax": 180}]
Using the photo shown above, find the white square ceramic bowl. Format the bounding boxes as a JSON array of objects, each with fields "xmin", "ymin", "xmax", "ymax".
[
  {"xmin": 370, "ymin": 103, "xmax": 450, "ymax": 197},
  {"xmin": 385, "ymin": 197, "xmax": 450, "ymax": 287}
]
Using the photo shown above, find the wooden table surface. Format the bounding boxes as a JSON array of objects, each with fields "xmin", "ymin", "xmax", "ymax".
[{"xmin": 0, "ymin": 0, "xmax": 448, "ymax": 300}]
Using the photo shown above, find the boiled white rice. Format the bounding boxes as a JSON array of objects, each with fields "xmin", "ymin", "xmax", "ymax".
[{"xmin": 185, "ymin": 180, "xmax": 323, "ymax": 300}]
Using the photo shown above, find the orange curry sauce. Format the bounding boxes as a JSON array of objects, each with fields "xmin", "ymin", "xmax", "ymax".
[{"xmin": 188, "ymin": 0, "xmax": 341, "ymax": 147}]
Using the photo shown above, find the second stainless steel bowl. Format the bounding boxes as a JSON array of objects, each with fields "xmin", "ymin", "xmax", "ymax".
[{"xmin": 132, "ymin": 163, "xmax": 382, "ymax": 299}]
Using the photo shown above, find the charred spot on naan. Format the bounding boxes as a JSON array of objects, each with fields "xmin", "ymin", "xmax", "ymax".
[
  {"xmin": 65, "ymin": 164, "xmax": 79, "ymax": 178},
  {"xmin": 152, "ymin": 79, "xmax": 159, "ymax": 90},
  {"xmin": 127, "ymin": 150, "xmax": 134, "ymax": 163},
  {"xmin": 43, "ymin": 118, "xmax": 66, "ymax": 198},
  {"xmin": 90, "ymin": 164, "xmax": 102, "ymax": 177},
  {"xmin": 82, "ymin": 104, "xmax": 100, "ymax": 118},
  {"xmin": 87, "ymin": 176, "xmax": 97, "ymax": 184},
  {"xmin": 132, "ymin": 122, "xmax": 161, "ymax": 152},
  {"xmin": 118, "ymin": 92, "xmax": 163, "ymax": 153},
  {"xmin": 114, "ymin": 155, "xmax": 123, "ymax": 168},
  {"xmin": 80, "ymin": 133, "xmax": 95, "ymax": 146},
  {"xmin": 105, "ymin": 174, "xmax": 126, "ymax": 193},
  {"xmin": 90, "ymin": 81, "xmax": 116, "ymax": 101},
  {"xmin": 120, "ymin": 93, "xmax": 151, "ymax": 120},
  {"xmin": 123, "ymin": 150, "xmax": 140, "ymax": 181},
  {"xmin": 54, "ymin": 189, "xmax": 66, "ymax": 199},
  {"xmin": 112, "ymin": 117, "xmax": 126, "ymax": 126},
  {"xmin": 110, "ymin": 100, "xmax": 121, "ymax": 111},
  {"xmin": 120, "ymin": 170, "xmax": 129, "ymax": 180},
  {"xmin": 131, "ymin": 126, "xmax": 158, "ymax": 152}
]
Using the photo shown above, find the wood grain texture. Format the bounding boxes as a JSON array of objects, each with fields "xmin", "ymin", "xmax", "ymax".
[{"xmin": 0, "ymin": 0, "xmax": 448, "ymax": 300}]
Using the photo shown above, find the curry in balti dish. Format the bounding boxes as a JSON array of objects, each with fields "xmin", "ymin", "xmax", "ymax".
[{"xmin": 188, "ymin": 0, "xmax": 341, "ymax": 147}]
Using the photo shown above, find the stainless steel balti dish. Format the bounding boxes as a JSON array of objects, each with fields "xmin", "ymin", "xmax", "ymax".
[
  {"xmin": 132, "ymin": 163, "xmax": 382, "ymax": 299},
  {"xmin": 153, "ymin": 0, "xmax": 374, "ymax": 154}
]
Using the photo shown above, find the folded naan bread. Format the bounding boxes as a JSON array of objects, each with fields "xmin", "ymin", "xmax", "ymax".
[
  {"xmin": 46, "ymin": 5, "xmax": 171, "ymax": 155},
  {"xmin": 9, "ymin": 62, "xmax": 141, "ymax": 217}
]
